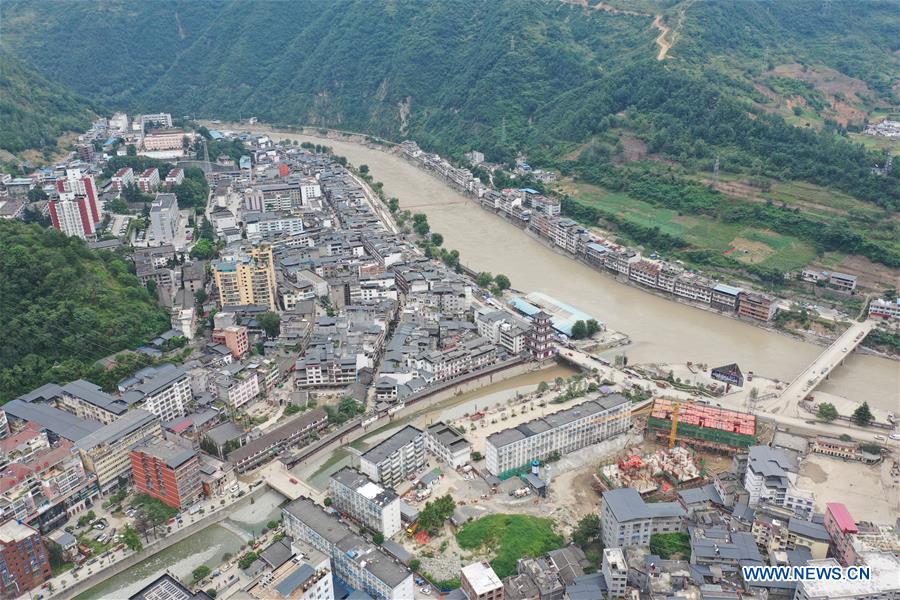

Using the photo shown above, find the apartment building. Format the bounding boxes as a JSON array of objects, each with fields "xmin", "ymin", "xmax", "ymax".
[
  {"xmin": 601, "ymin": 548, "xmax": 628, "ymax": 599},
  {"xmin": 138, "ymin": 168, "xmax": 160, "ymax": 193},
  {"xmin": 140, "ymin": 113, "xmax": 173, "ymax": 129},
  {"xmin": 752, "ymin": 513, "xmax": 830, "ymax": 559},
  {"xmin": 794, "ymin": 552, "xmax": 900, "ymax": 600},
  {"xmin": 485, "ymin": 395, "xmax": 631, "ymax": 477},
  {"xmin": 111, "ymin": 167, "xmax": 135, "ymax": 191},
  {"xmin": 131, "ymin": 438, "xmax": 201, "ymax": 509},
  {"xmin": 738, "ymin": 292, "xmax": 777, "ymax": 322},
  {"xmin": 74, "ymin": 409, "xmax": 162, "ymax": 493},
  {"xmin": 673, "ymin": 274, "xmax": 713, "ymax": 304},
  {"xmin": 49, "ymin": 195, "xmax": 99, "ymax": 239},
  {"xmin": 460, "ymin": 561, "xmax": 504, "ymax": 600},
  {"xmin": 868, "ymin": 297, "xmax": 900, "ymax": 319},
  {"xmin": 600, "ymin": 487, "xmax": 686, "ymax": 548},
  {"xmin": 164, "ymin": 167, "xmax": 184, "ymax": 188},
  {"xmin": 710, "ymin": 283, "xmax": 743, "ymax": 311},
  {"xmin": 245, "ymin": 211, "xmax": 305, "ymax": 239},
  {"xmin": 149, "ymin": 193, "xmax": 180, "ymax": 244},
  {"xmin": 743, "ymin": 445, "xmax": 814, "ymax": 518},
  {"xmin": 476, "ymin": 311, "xmax": 529, "ymax": 355},
  {"xmin": 143, "ymin": 129, "xmax": 192, "ymax": 151},
  {"xmin": 604, "ymin": 249, "xmax": 640, "ymax": 275},
  {"xmin": 0, "ymin": 521, "xmax": 52, "ymax": 598},
  {"xmin": 824, "ymin": 502, "xmax": 858, "ymax": 567},
  {"xmin": 359, "ymin": 425, "xmax": 426, "ymax": 487},
  {"xmin": 57, "ymin": 379, "xmax": 128, "ymax": 424},
  {"xmin": 656, "ymin": 264, "xmax": 682, "ymax": 292},
  {"xmin": 629, "ymin": 260, "xmax": 660, "ymax": 288},
  {"xmin": 228, "ymin": 409, "xmax": 327, "ymax": 474},
  {"xmin": 328, "ymin": 467, "xmax": 401, "ymax": 537},
  {"xmin": 123, "ymin": 365, "xmax": 192, "ymax": 422},
  {"xmin": 828, "ymin": 272, "xmax": 857, "ymax": 292},
  {"xmin": 425, "ymin": 422, "xmax": 472, "ymax": 468},
  {"xmin": 213, "ymin": 244, "xmax": 278, "ymax": 311},
  {"xmin": 212, "ymin": 325, "xmax": 250, "ymax": 359},
  {"xmin": 210, "ymin": 364, "xmax": 261, "ymax": 410},
  {"xmin": 282, "ymin": 497, "xmax": 414, "ymax": 600}
]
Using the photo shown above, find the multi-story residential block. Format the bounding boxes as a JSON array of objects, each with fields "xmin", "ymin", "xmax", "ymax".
[
  {"xmin": 139, "ymin": 113, "xmax": 173, "ymax": 129},
  {"xmin": 752, "ymin": 512, "xmax": 830, "ymax": 559},
  {"xmin": 0, "ymin": 424, "xmax": 95, "ymax": 532},
  {"xmin": 824, "ymin": 502, "xmax": 858, "ymax": 567},
  {"xmin": 328, "ymin": 467, "xmax": 401, "ymax": 537},
  {"xmin": 131, "ymin": 438, "xmax": 201, "ymax": 509},
  {"xmin": 673, "ymin": 274, "xmax": 712, "ymax": 304},
  {"xmin": 49, "ymin": 195, "xmax": 99, "ymax": 239},
  {"xmin": 460, "ymin": 561, "xmax": 504, "ymax": 600},
  {"xmin": 73, "ymin": 409, "xmax": 162, "ymax": 493},
  {"xmin": 425, "ymin": 422, "xmax": 471, "ymax": 468},
  {"xmin": 710, "ymin": 283, "xmax": 743, "ymax": 311},
  {"xmin": 359, "ymin": 425, "xmax": 426, "ymax": 487},
  {"xmin": 604, "ymin": 249, "xmax": 640, "ymax": 275},
  {"xmin": 485, "ymin": 395, "xmax": 631, "ymax": 477},
  {"xmin": 0, "ymin": 521, "xmax": 52, "ymax": 598},
  {"xmin": 742, "ymin": 445, "xmax": 814, "ymax": 518},
  {"xmin": 111, "ymin": 167, "xmax": 135, "ymax": 191},
  {"xmin": 149, "ymin": 192, "xmax": 180, "ymax": 244},
  {"xmin": 129, "ymin": 573, "xmax": 213, "ymax": 600},
  {"xmin": 655, "ymin": 264, "xmax": 682, "ymax": 293},
  {"xmin": 122, "ymin": 365, "xmax": 192, "ymax": 422},
  {"xmin": 869, "ymin": 297, "xmax": 900, "ymax": 319},
  {"xmin": 249, "ymin": 557, "xmax": 334, "ymax": 600},
  {"xmin": 738, "ymin": 292, "xmax": 777, "ymax": 322},
  {"xmin": 601, "ymin": 548, "xmax": 628, "ymax": 599},
  {"xmin": 164, "ymin": 167, "xmax": 184, "ymax": 188},
  {"xmin": 245, "ymin": 211, "xmax": 305, "ymax": 239},
  {"xmin": 56, "ymin": 379, "xmax": 128, "ymax": 424},
  {"xmin": 690, "ymin": 528, "xmax": 763, "ymax": 568},
  {"xmin": 600, "ymin": 487, "xmax": 686, "ymax": 548},
  {"xmin": 282, "ymin": 497, "xmax": 414, "ymax": 600},
  {"xmin": 209, "ymin": 363, "xmax": 261, "ymax": 410},
  {"xmin": 213, "ymin": 243, "xmax": 278, "ymax": 311},
  {"xmin": 476, "ymin": 311, "xmax": 529, "ymax": 355},
  {"xmin": 142, "ymin": 129, "xmax": 193, "ymax": 151},
  {"xmin": 138, "ymin": 168, "xmax": 161, "ymax": 193},
  {"xmin": 794, "ymin": 552, "xmax": 900, "ymax": 600},
  {"xmin": 828, "ymin": 271, "xmax": 857, "ymax": 292},
  {"xmin": 55, "ymin": 168, "xmax": 99, "ymax": 220},
  {"xmin": 211, "ymin": 325, "xmax": 250, "ymax": 359},
  {"xmin": 629, "ymin": 260, "xmax": 660, "ymax": 288},
  {"xmin": 299, "ymin": 178, "xmax": 322, "ymax": 203},
  {"xmin": 228, "ymin": 409, "xmax": 327, "ymax": 474}
]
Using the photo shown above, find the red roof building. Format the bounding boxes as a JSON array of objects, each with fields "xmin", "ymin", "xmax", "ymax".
[
  {"xmin": 824, "ymin": 502, "xmax": 859, "ymax": 566},
  {"xmin": 131, "ymin": 439, "xmax": 200, "ymax": 509}
]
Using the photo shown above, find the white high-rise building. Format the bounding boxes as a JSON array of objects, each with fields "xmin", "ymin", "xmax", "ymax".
[
  {"xmin": 328, "ymin": 467, "xmax": 401, "ymax": 537},
  {"xmin": 149, "ymin": 193, "xmax": 180, "ymax": 244}
]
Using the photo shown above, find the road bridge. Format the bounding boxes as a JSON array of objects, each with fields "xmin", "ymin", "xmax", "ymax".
[{"xmin": 779, "ymin": 319, "xmax": 877, "ymax": 414}]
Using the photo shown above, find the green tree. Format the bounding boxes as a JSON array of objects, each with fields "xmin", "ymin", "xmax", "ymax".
[
  {"xmin": 388, "ymin": 198, "xmax": 400, "ymax": 213},
  {"xmin": 126, "ymin": 144, "xmax": 137, "ymax": 156},
  {"xmin": 585, "ymin": 319, "xmax": 600, "ymax": 336},
  {"xmin": 205, "ymin": 590, "xmax": 217, "ymax": 598},
  {"xmin": 852, "ymin": 402, "xmax": 874, "ymax": 426},
  {"xmin": 122, "ymin": 525, "xmax": 143, "ymax": 552},
  {"xmin": 27, "ymin": 186, "xmax": 49, "ymax": 202},
  {"xmin": 192, "ymin": 565, "xmax": 211, "ymax": 583},
  {"xmin": 284, "ymin": 404, "xmax": 301, "ymax": 416},
  {"xmin": 238, "ymin": 552, "xmax": 258, "ymax": 570},
  {"xmin": 570, "ymin": 320, "xmax": 587, "ymax": 340},
  {"xmin": 537, "ymin": 381, "xmax": 549, "ymax": 393},
  {"xmin": 190, "ymin": 238, "xmax": 218, "ymax": 260},
  {"xmin": 471, "ymin": 451, "xmax": 483, "ymax": 461},
  {"xmin": 417, "ymin": 495, "xmax": 456, "ymax": 534},
  {"xmin": 372, "ymin": 532, "xmax": 384, "ymax": 544},
  {"xmin": 571, "ymin": 514, "xmax": 600, "ymax": 549},
  {"xmin": 359, "ymin": 164, "xmax": 369, "ymax": 174},
  {"xmin": 409, "ymin": 559, "xmax": 421, "ymax": 572},
  {"xmin": 194, "ymin": 288, "xmax": 208, "ymax": 305},
  {"xmin": 430, "ymin": 233, "xmax": 444, "ymax": 246},
  {"xmin": 145, "ymin": 279, "xmax": 157, "ymax": 297},
  {"xmin": 494, "ymin": 274, "xmax": 511, "ymax": 291},
  {"xmin": 817, "ymin": 402, "xmax": 838, "ymax": 422},
  {"xmin": 476, "ymin": 272, "xmax": 493, "ymax": 288},
  {"xmin": 258, "ymin": 312, "xmax": 281, "ymax": 338}
]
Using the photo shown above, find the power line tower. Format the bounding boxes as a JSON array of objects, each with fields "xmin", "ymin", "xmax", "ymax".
[{"xmin": 713, "ymin": 156, "xmax": 720, "ymax": 183}]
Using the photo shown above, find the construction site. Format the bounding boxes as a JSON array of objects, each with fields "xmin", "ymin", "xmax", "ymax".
[
  {"xmin": 598, "ymin": 446, "xmax": 703, "ymax": 495},
  {"xmin": 645, "ymin": 398, "xmax": 757, "ymax": 453}
]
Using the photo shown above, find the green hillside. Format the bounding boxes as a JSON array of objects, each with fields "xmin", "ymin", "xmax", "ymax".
[
  {"xmin": 2, "ymin": 0, "xmax": 897, "ymax": 277},
  {"xmin": 0, "ymin": 221, "xmax": 171, "ymax": 403},
  {"xmin": 0, "ymin": 50, "xmax": 97, "ymax": 153}
]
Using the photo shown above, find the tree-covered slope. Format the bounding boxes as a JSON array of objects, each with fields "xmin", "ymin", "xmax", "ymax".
[
  {"xmin": 0, "ymin": 221, "xmax": 171, "ymax": 402},
  {"xmin": 0, "ymin": 50, "xmax": 97, "ymax": 153}
]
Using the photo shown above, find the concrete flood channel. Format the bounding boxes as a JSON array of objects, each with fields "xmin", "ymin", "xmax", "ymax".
[
  {"xmin": 234, "ymin": 125, "xmax": 898, "ymax": 412},
  {"xmin": 75, "ymin": 489, "xmax": 285, "ymax": 599}
]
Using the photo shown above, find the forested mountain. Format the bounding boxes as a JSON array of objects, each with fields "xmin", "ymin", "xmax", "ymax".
[
  {"xmin": 0, "ymin": 221, "xmax": 171, "ymax": 402},
  {"xmin": 0, "ymin": 50, "xmax": 97, "ymax": 153},
  {"xmin": 3, "ymin": 0, "xmax": 897, "ymax": 272}
]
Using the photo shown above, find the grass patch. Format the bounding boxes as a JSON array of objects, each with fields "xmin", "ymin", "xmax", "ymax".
[
  {"xmin": 649, "ymin": 532, "xmax": 691, "ymax": 560},
  {"xmin": 563, "ymin": 180, "xmax": 815, "ymax": 271},
  {"xmin": 456, "ymin": 514, "xmax": 565, "ymax": 578}
]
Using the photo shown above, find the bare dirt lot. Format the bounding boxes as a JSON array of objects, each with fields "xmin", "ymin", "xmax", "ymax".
[{"xmin": 796, "ymin": 453, "xmax": 899, "ymax": 523}]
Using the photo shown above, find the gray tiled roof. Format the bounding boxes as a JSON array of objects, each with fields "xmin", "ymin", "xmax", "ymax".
[
  {"xmin": 2, "ymin": 399, "xmax": 101, "ymax": 442},
  {"xmin": 73, "ymin": 409, "xmax": 158, "ymax": 451},
  {"xmin": 361, "ymin": 425, "xmax": 423, "ymax": 464},
  {"xmin": 603, "ymin": 488, "xmax": 686, "ymax": 522}
]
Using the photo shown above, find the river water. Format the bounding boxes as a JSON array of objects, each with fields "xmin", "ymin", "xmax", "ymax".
[
  {"xmin": 253, "ymin": 129, "xmax": 897, "ymax": 411},
  {"xmin": 77, "ymin": 489, "xmax": 285, "ymax": 600}
]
